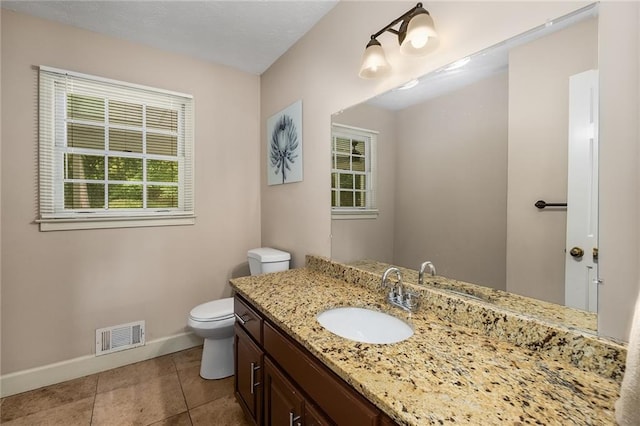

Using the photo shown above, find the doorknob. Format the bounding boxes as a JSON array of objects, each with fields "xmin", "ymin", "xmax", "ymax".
[{"xmin": 569, "ymin": 247, "xmax": 584, "ymax": 258}]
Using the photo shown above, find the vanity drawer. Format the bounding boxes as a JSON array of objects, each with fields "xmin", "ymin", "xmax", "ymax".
[
  {"xmin": 263, "ymin": 322, "xmax": 382, "ymax": 426},
  {"xmin": 234, "ymin": 295, "xmax": 263, "ymax": 344}
]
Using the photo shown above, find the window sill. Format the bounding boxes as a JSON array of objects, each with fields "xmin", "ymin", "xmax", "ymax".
[
  {"xmin": 331, "ymin": 209, "xmax": 379, "ymax": 220},
  {"xmin": 37, "ymin": 215, "xmax": 196, "ymax": 231}
]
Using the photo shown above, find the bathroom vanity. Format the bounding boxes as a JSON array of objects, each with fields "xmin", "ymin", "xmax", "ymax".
[
  {"xmin": 234, "ymin": 294, "xmax": 395, "ymax": 425},
  {"xmin": 230, "ymin": 256, "xmax": 624, "ymax": 425}
]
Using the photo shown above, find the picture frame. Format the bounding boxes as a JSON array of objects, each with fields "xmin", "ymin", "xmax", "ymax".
[{"xmin": 267, "ymin": 100, "xmax": 303, "ymax": 185}]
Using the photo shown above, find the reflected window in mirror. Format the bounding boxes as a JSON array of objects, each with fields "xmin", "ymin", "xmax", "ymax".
[{"xmin": 331, "ymin": 124, "xmax": 378, "ymax": 219}]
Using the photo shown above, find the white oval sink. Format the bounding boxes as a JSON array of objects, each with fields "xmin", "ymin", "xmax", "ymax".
[{"xmin": 316, "ymin": 307, "xmax": 413, "ymax": 344}]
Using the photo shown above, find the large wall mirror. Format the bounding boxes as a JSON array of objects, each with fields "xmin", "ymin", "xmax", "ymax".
[{"xmin": 331, "ymin": 4, "xmax": 600, "ymax": 332}]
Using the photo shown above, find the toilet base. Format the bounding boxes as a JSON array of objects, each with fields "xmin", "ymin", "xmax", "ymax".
[{"xmin": 200, "ymin": 335, "xmax": 234, "ymax": 380}]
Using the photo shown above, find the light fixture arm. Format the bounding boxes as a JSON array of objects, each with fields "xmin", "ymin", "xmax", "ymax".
[
  {"xmin": 359, "ymin": 2, "xmax": 437, "ymax": 79},
  {"xmin": 368, "ymin": 3, "xmax": 426, "ymax": 43}
]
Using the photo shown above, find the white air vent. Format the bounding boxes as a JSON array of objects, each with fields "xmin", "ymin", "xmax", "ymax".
[{"xmin": 96, "ymin": 320, "xmax": 145, "ymax": 356}]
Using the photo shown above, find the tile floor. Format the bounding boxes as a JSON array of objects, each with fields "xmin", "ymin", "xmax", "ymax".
[{"xmin": 0, "ymin": 347, "xmax": 252, "ymax": 426}]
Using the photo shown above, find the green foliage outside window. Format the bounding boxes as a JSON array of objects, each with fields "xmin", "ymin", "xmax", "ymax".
[{"xmin": 64, "ymin": 94, "xmax": 179, "ymax": 210}]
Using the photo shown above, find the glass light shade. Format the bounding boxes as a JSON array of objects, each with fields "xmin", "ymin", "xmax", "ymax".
[
  {"xmin": 399, "ymin": 11, "xmax": 437, "ymax": 56},
  {"xmin": 358, "ymin": 40, "xmax": 391, "ymax": 79}
]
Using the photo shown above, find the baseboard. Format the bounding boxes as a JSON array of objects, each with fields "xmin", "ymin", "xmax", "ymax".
[{"xmin": 0, "ymin": 332, "xmax": 203, "ymax": 398}]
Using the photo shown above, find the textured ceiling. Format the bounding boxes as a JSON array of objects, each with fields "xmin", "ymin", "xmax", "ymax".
[{"xmin": 1, "ymin": 0, "xmax": 338, "ymax": 75}]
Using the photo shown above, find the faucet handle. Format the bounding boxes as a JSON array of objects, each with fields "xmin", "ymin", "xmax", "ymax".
[{"xmin": 403, "ymin": 290, "xmax": 420, "ymax": 311}]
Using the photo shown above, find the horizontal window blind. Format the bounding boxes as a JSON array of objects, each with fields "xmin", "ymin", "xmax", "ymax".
[{"xmin": 39, "ymin": 66, "xmax": 194, "ymax": 228}]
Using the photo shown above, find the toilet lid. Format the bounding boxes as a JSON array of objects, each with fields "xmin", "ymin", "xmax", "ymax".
[
  {"xmin": 247, "ymin": 247, "xmax": 291, "ymax": 262},
  {"xmin": 190, "ymin": 298, "xmax": 234, "ymax": 321}
]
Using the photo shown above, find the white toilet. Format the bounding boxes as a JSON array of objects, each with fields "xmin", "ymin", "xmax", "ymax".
[
  {"xmin": 187, "ymin": 298, "xmax": 235, "ymax": 379},
  {"xmin": 247, "ymin": 247, "xmax": 291, "ymax": 275},
  {"xmin": 187, "ymin": 247, "xmax": 291, "ymax": 379}
]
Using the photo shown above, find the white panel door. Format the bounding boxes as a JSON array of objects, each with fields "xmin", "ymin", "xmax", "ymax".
[{"xmin": 565, "ymin": 69, "xmax": 599, "ymax": 312}]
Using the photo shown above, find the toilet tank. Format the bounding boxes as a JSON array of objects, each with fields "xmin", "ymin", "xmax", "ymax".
[{"xmin": 247, "ymin": 247, "xmax": 291, "ymax": 275}]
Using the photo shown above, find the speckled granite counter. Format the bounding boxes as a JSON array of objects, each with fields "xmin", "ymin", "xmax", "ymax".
[
  {"xmin": 313, "ymin": 257, "xmax": 625, "ymax": 382},
  {"xmin": 347, "ymin": 259, "xmax": 597, "ymax": 332},
  {"xmin": 230, "ymin": 257, "xmax": 624, "ymax": 425}
]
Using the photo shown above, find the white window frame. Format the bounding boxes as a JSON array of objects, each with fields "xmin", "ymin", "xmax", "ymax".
[
  {"xmin": 331, "ymin": 123, "xmax": 378, "ymax": 220},
  {"xmin": 38, "ymin": 66, "xmax": 195, "ymax": 231}
]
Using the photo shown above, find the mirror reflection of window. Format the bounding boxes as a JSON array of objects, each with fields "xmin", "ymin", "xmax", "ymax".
[{"xmin": 331, "ymin": 124, "xmax": 377, "ymax": 216}]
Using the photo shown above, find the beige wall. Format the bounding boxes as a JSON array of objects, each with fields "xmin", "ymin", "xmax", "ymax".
[
  {"xmin": 598, "ymin": 3, "xmax": 640, "ymax": 339},
  {"xmin": 1, "ymin": 11, "xmax": 261, "ymax": 374},
  {"xmin": 261, "ymin": 1, "xmax": 588, "ymax": 269},
  {"xmin": 261, "ymin": 2, "xmax": 639, "ymax": 341},
  {"xmin": 506, "ymin": 18, "xmax": 598, "ymax": 304},
  {"xmin": 394, "ymin": 72, "xmax": 508, "ymax": 289},
  {"xmin": 330, "ymin": 104, "xmax": 396, "ymax": 264}
]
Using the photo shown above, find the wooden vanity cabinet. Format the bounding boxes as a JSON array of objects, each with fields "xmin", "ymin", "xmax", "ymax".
[
  {"xmin": 263, "ymin": 357, "xmax": 332, "ymax": 426},
  {"xmin": 234, "ymin": 296, "xmax": 263, "ymax": 342},
  {"xmin": 235, "ymin": 324, "xmax": 263, "ymax": 425},
  {"xmin": 263, "ymin": 357, "xmax": 304, "ymax": 425},
  {"xmin": 234, "ymin": 294, "xmax": 397, "ymax": 426},
  {"xmin": 304, "ymin": 401, "xmax": 332, "ymax": 426}
]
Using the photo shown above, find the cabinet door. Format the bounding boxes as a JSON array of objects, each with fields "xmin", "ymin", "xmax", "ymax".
[
  {"xmin": 264, "ymin": 322, "xmax": 380, "ymax": 425},
  {"xmin": 264, "ymin": 358, "xmax": 304, "ymax": 426},
  {"xmin": 235, "ymin": 324, "xmax": 263, "ymax": 425},
  {"xmin": 304, "ymin": 401, "xmax": 333, "ymax": 426}
]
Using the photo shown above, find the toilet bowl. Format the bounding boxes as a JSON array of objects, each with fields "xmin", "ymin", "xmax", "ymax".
[
  {"xmin": 187, "ymin": 247, "xmax": 290, "ymax": 380},
  {"xmin": 187, "ymin": 298, "xmax": 235, "ymax": 379}
]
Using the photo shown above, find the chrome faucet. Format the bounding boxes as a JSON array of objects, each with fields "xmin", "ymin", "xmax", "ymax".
[
  {"xmin": 418, "ymin": 261, "xmax": 436, "ymax": 285},
  {"xmin": 382, "ymin": 267, "xmax": 403, "ymax": 299},
  {"xmin": 381, "ymin": 267, "xmax": 420, "ymax": 312}
]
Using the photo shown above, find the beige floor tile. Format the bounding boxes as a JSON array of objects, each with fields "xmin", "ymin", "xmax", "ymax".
[
  {"xmin": 0, "ymin": 374, "xmax": 97, "ymax": 422},
  {"xmin": 148, "ymin": 411, "xmax": 192, "ymax": 426},
  {"xmin": 92, "ymin": 373, "xmax": 187, "ymax": 426},
  {"xmin": 189, "ymin": 395, "xmax": 251, "ymax": 426},
  {"xmin": 0, "ymin": 396, "xmax": 94, "ymax": 426},
  {"xmin": 97, "ymin": 355, "xmax": 176, "ymax": 394},
  {"xmin": 171, "ymin": 347, "xmax": 203, "ymax": 372},
  {"xmin": 177, "ymin": 366, "xmax": 234, "ymax": 409}
]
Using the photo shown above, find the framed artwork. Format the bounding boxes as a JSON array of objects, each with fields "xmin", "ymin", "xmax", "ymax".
[{"xmin": 267, "ymin": 100, "xmax": 303, "ymax": 185}]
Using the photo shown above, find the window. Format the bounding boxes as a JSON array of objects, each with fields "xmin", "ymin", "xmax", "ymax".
[
  {"xmin": 331, "ymin": 124, "xmax": 378, "ymax": 218},
  {"xmin": 38, "ymin": 66, "xmax": 194, "ymax": 231}
]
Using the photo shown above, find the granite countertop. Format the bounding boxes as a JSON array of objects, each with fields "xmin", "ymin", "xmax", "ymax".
[
  {"xmin": 230, "ymin": 261, "xmax": 621, "ymax": 425},
  {"xmin": 347, "ymin": 259, "xmax": 597, "ymax": 332}
]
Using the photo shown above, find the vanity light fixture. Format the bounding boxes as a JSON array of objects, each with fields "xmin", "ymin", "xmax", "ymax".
[{"xmin": 359, "ymin": 2, "xmax": 438, "ymax": 79}]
